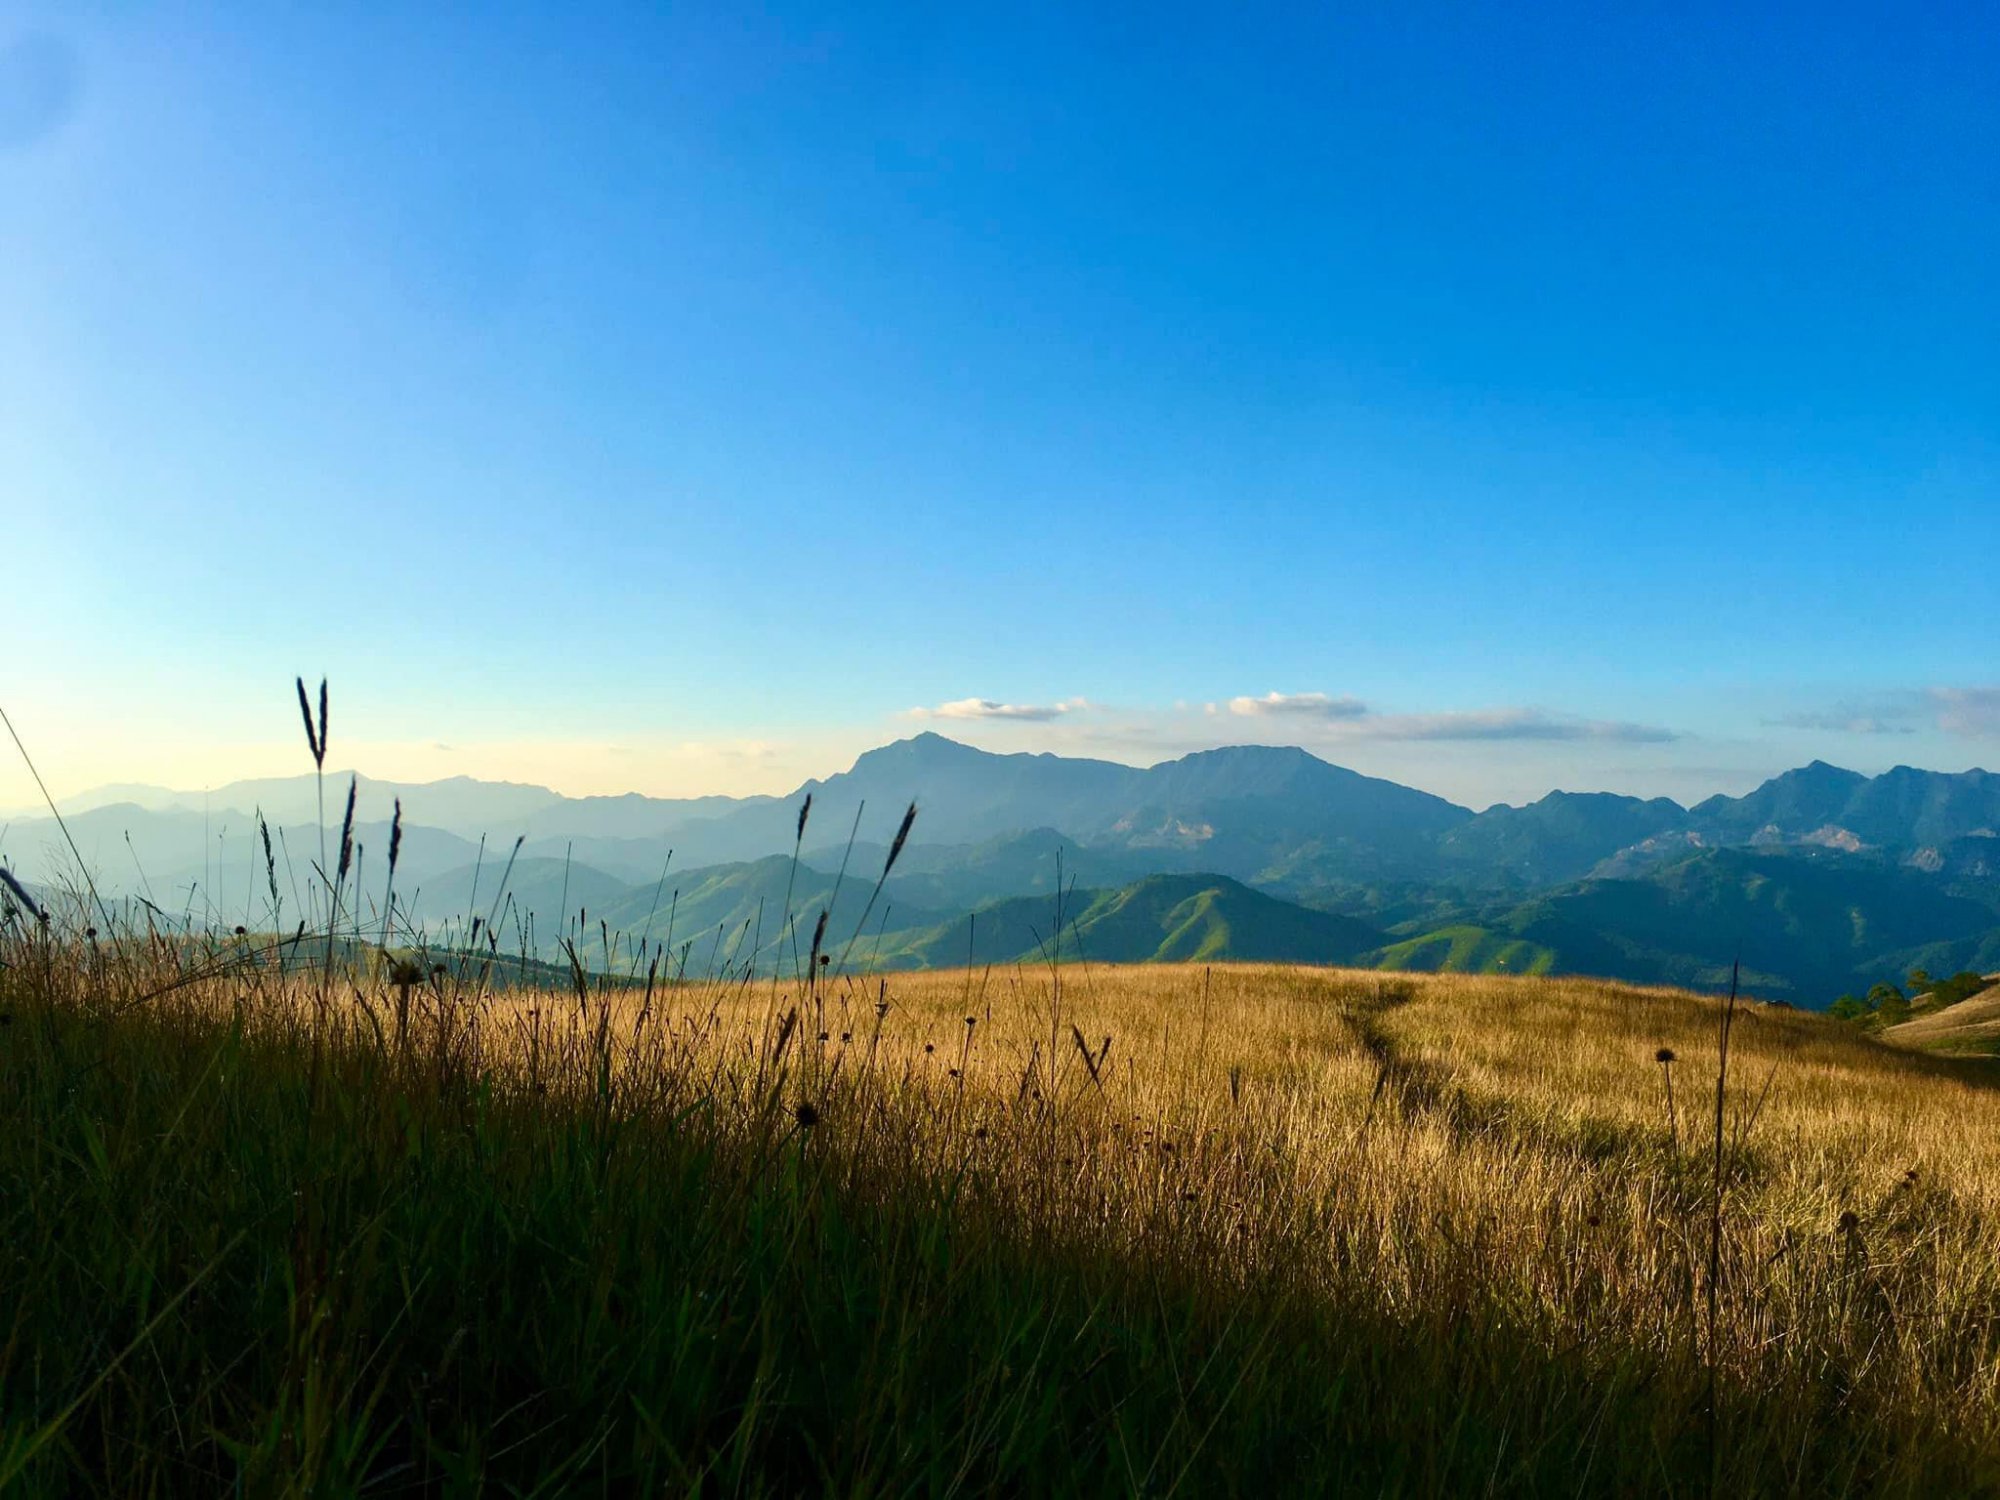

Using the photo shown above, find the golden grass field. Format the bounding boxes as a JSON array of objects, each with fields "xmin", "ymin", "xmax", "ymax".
[{"xmin": 8, "ymin": 919, "xmax": 2000, "ymax": 1493}]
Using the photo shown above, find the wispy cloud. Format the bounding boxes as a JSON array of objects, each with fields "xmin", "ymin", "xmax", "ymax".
[
  {"xmin": 1930, "ymin": 687, "xmax": 2000, "ymax": 737},
  {"xmin": 908, "ymin": 691, "xmax": 1677, "ymax": 746},
  {"xmin": 905, "ymin": 696, "xmax": 1092, "ymax": 723},
  {"xmin": 678, "ymin": 738, "xmax": 782, "ymax": 762},
  {"xmin": 1762, "ymin": 709, "xmax": 1915, "ymax": 735},
  {"xmin": 1219, "ymin": 695, "xmax": 1674, "ymax": 743},
  {"xmin": 1224, "ymin": 691, "xmax": 1369, "ymax": 719},
  {"xmin": 1764, "ymin": 686, "xmax": 2000, "ymax": 739},
  {"xmin": 1347, "ymin": 707, "xmax": 1678, "ymax": 744}
]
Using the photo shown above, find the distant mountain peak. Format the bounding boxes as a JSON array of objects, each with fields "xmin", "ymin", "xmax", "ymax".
[
  {"xmin": 1174, "ymin": 742, "xmax": 1323, "ymax": 763},
  {"xmin": 880, "ymin": 731, "xmax": 988, "ymax": 757},
  {"xmin": 1788, "ymin": 760, "xmax": 1865, "ymax": 784},
  {"xmin": 845, "ymin": 733, "xmax": 1021, "ymax": 773}
]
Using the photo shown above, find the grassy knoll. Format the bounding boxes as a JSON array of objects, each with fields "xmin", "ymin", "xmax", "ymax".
[
  {"xmin": 5, "ymin": 918, "xmax": 2000, "ymax": 1493},
  {"xmin": 1886, "ymin": 983, "xmax": 2000, "ymax": 1058},
  {"xmin": 1370, "ymin": 922, "xmax": 1558, "ymax": 976}
]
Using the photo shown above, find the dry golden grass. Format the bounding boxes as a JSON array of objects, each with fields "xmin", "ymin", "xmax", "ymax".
[
  {"xmin": 12, "ymin": 925, "xmax": 2000, "ymax": 1492},
  {"xmin": 1887, "ymin": 985, "xmax": 2000, "ymax": 1056},
  {"xmin": 453, "ymin": 957, "xmax": 2000, "ymax": 1457},
  {"xmin": 206, "ymin": 956, "xmax": 2000, "ymax": 1375}
]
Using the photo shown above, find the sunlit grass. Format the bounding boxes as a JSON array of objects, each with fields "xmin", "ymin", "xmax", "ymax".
[{"xmin": 5, "ymin": 900, "xmax": 2000, "ymax": 1493}]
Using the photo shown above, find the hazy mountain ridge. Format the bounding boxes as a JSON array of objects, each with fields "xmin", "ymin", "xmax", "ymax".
[
  {"xmin": 1434, "ymin": 790, "xmax": 1695, "ymax": 887},
  {"xmin": 58, "ymin": 738, "xmax": 1999, "ymax": 879},
  {"xmin": 15, "ymin": 736, "xmax": 2000, "ymax": 1002}
]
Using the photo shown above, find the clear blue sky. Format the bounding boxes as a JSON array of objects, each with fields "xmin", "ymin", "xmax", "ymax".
[{"xmin": 4, "ymin": 2, "xmax": 1995, "ymax": 810}]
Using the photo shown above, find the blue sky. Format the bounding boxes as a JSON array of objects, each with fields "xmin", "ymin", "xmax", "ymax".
[{"xmin": 3, "ymin": 1, "xmax": 1995, "ymax": 811}]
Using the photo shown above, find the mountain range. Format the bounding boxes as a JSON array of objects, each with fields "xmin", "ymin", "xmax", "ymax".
[{"xmin": 6, "ymin": 734, "xmax": 1998, "ymax": 1004}]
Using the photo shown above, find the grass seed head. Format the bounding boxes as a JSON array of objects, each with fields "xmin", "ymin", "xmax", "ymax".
[
  {"xmin": 884, "ymin": 801, "xmax": 918, "ymax": 875},
  {"xmin": 294, "ymin": 676, "xmax": 323, "ymax": 766},
  {"xmin": 335, "ymin": 776, "xmax": 358, "ymax": 888}
]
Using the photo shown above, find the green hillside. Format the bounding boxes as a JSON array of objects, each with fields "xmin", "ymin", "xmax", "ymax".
[
  {"xmin": 881, "ymin": 873, "xmax": 1383, "ymax": 970},
  {"xmin": 1371, "ymin": 925, "xmax": 1557, "ymax": 976},
  {"xmin": 1380, "ymin": 847, "xmax": 2000, "ymax": 1000},
  {"xmin": 1519, "ymin": 849, "xmax": 1999, "ymax": 998},
  {"xmin": 1075, "ymin": 874, "xmax": 1383, "ymax": 964}
]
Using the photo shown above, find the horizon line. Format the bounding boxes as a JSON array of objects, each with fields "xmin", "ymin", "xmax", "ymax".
[{"xmin": 19, "ymin": 733, "xmax": 1988, "ymax": 829}]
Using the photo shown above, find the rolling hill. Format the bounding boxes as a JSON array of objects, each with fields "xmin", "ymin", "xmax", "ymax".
[
  {"xmin": 1381, "ymin": 847, "xmax": 2000, "ymax": 1000},
  {"xmin": 877, "ymin": 874, "xmax": 1385, "ymax": 970},
  {"xmin": 1370, "ymin": 925, "xmax": 1559, "ymax": 977},
  {"xmin": 1884, "ymin": 980, "xmax": 2000, "ymax": 1056}
]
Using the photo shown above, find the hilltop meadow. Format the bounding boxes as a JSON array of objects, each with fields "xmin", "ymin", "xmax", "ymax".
[{"xmin": 6, "ymin": 886, "xmax": 2000, "ymax": 1493}]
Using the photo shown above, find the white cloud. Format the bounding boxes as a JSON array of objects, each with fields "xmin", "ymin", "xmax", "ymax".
[
  {"xmin": 1226, "ymin": 691, "xmax": 1370, "ymax": 719},
  {"xmin": 904, "ymin": 696, "xmax": 1092, "ymax": 723}
]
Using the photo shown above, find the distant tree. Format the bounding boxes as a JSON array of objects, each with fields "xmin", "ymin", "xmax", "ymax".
[
  {"xmin": 1830, "ymin": 994, "xmax": 1868, "ymax": 1022},
  {"xmin": 1908, "ymin": 967, "xmax": 1933, "ymax": 993},
  {"xmin": 1929, "ymin": 971, "xmax": 1993, "ymax": 1009},
  {"xmin": 1865, "ymin": 981, "xmax": 1909, "ymax": 1029}
]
